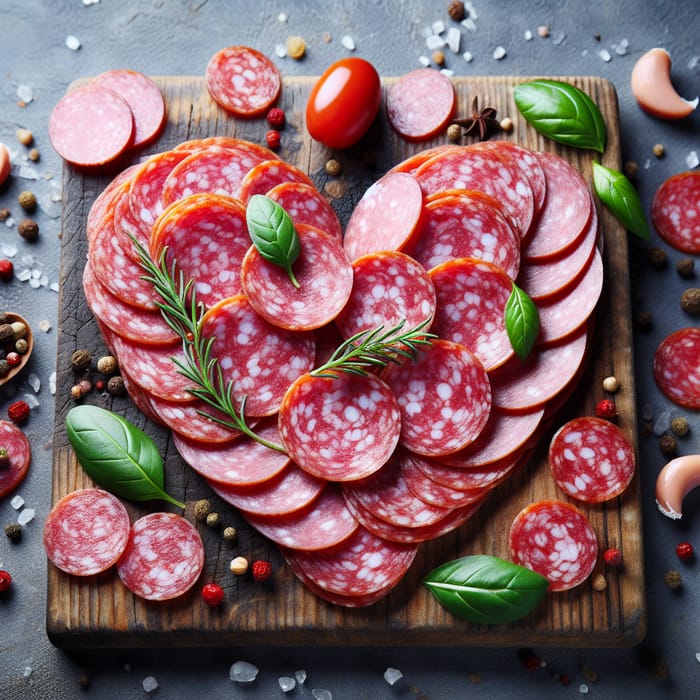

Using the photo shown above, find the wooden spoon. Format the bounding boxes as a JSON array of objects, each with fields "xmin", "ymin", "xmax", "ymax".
[{"xmin": 0, "ymin": 313, "xmax": 34, "ymax": 387}]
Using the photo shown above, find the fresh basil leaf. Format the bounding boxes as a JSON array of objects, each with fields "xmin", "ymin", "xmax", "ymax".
[
  {"xmin": 65, "ymin": 405, "xmax": 185, "ymax": 509},
  {"xmin": 592, "ymin": 162, "xmax": 651, "ymax": 240},
  {"xmin": 246, "ymin": 194, "xmax": 301, "ymax": 288},
  {"xmin": 504, "ymin": 284, "xmax": 539, "ymax": 360},
  {"xmin": 514, "ymin": 79, "xmax": 607, "ymax": 153},
  {"xmin": 424, "ymin": 555, "xmax": 549, "ymax": 625}
]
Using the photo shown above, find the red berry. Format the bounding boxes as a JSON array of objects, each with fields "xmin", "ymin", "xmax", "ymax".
[
  {"xmin": 7, "ymin": 400, "xmax": 30, "ymax": 425},
  {"xmin": 0, "ymin": 569, "xmax": 12, "ymax": 592},
  {"xmin": 266, "ymin": 107, "xmax": 286, "ymax": 128},
  {"xmin": 265, "ymin": 130, "xmax": 281, "ymax": 150},
  {"xmin": 0, "ymin": 259, "xmax": 13, "ymax": 281},
  {"xmin": 201, "ymin": 582, "xmax": 224, "ymax": 607},
  {"xmin": 251, "ymin": 559, "xmax": 272, "ymax": 582},
  {"xmin": 676, "ymin": 542, "xmax": 694, "ymax": 561},
  {"xmin": 603, "ymin": 547, "xmax": 622, "ymax": 566},
  {"xmin": 6, "ymin": 352, "xmax": 21, "ymax": 367},
  {"xmin": 95, "ymin": 379, "xmax": 105, "ymax": 392},
  {"xmin": 595, "ymin": 399, "xmax": 617, "ymax": 420}
]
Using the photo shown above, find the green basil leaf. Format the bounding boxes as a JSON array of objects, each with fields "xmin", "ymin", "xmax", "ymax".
[
  {"xmin": 246, "ymin": 194, "xmax": 301, "ymax": 288},
  {"xmin": 592, "ymin": 162, "xmax": 651, "ymax": 240},
  {"xmin": 504, "ymin": 283, "xmax": 539, "ymax": 360},
  {"xmin": 65, "ymin": 405, "xmax": 185, "ymax": 509},
  {"xmin": 514, "ymin": 79, "xmax": 607, "ymax": 153},
  {"xmin": 424, "ymin": 555, "xmax": 549, "ymax": 625}
]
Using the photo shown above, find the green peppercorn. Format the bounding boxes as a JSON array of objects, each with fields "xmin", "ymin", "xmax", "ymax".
[
  {"xmin": 18, "ymin": 190, "xmax": 37, "ymax": 212},
  {"xmin": 670, "ymin": 417, "xmax": 689, "ymax": 438}
]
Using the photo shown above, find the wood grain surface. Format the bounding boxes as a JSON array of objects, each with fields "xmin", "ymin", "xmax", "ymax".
[{"xmin": 48, "ymin": 75, "xmax": 645, "ymax": 649}]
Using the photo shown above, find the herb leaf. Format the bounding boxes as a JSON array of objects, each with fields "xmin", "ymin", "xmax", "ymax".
[
  {"xmin": 514, "ymin": 79, "xmax": 607, "ymax": 153},
  {"xmin": 592, "ymin": 162, "xmax": 651, "ymax": 240},
  {"xmin": 65, "ymin": 405, "xmax": 185, "ymax": 509},
  {"xmin": 246, "ymin": 194, "xmax": 301, "ymax": 288},
  {"xmin": 504, "ymin": 284, "xmax": 539, "ymax": 360},
  {"xmin": 424, "ymin": 555, "xmax": 549, "ymax": 625}
]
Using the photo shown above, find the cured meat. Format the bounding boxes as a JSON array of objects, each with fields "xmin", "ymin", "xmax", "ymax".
[
  {"xmin": 86, "ymin": 164, "xmax": 139, "ymax": 246},
  {"xmin": 0, "ymin": 420, "xmax": 31, "ymax": 499},
  {"xmin": 413, "ymin": 190, "xmax": 521, "ymax": 278},
  {"xmin": 116, "ymin": 512, "xmax": 204, "ymax": 601},
  {"xmin": 240, "ymin": 224, "xmax": 354, "ymax": 331},
  {"xmin": 114, "ymin": 185, "xmax": 150, "ymax": 261},
  {"xmin": 208, "ymin": 462, "xmax": 325, "ymax": 516},
  {"xmin": 549, "ymin": 417, "xmax": 636, "ymax": 502},
  {"xmin": 389, "ymin": 144, "xmax": 461, "ymax": 175},
  {"xmin": 509, "ymin": 500, "xmax": 598, "ymax": 592},
  {"xmin": 150, "ymin": 193, "xmax": 249, "ymax": 308},
  {"xmin": 49, "ymin": 85, "xmax": 134, "ymax": 167},
  {"xmin": 334, "ymin": 250, "xmax": 436, "ymax": 340},
  {"xmin": 343, "ymin": 172, "xmax": 424, "ymax": 260},
  {"xmin": 415, "ymin": 146, "xmax": 535, "ymax": 238},
  {"xmin": 90, "ymin": 69, "xmax": 166, "ymax": 149},
  {"xmin": 653, "ymin": 327, "xmax": 700, "ymax": 409},
  {"xmin": 386, "ymin": 68, "xmax": 456, "ymax": 141},
  {"xmin": 535, "ymin": 249, "xmax": 604, "ymax": 346},
  {"xmin": 651, "ymin": 170, "xmax": 700, "ymax": 254},
  {"xmin": 200, "ymin": 295, "xmax": 316, "ymax": 417},
  {"xmin": 173, "ymin": 136, "xmax": 280, "ymax": 162},
  {"xmin": 490, "ymin": 326, "xmax": 588, "ymax": 413},
  {"xmin": 429, "ymin": 258, "xmax": 515, "ymax": 371},
  {"xmin": 280, "ymin": 526, "xmax": 418, "ymax": 601},
  {"xmin": 278, "ymin": 371, "xmax": 401, "ymax": 481},
  {"xmin": 206, "ymin": 45, "xmax": 282, "ymax": 117},
  {"xmin": 244, "ymin": 485, "xmax": 359, "ymax": 551},
  {"xmin": 522, "ymin": 152, "xmax": 594, "ymax": 261},
  {"xmin": 382, "ymin": 338, "xmax": 491, "ymax": 456},
  {"xmin": 267, "ymin": 181, "xmax": 343, "ymax": 241},
  {"xmin": 238, "ymin": 160, "xmax": 313, "ymax": 202},
  {"xmin": 43, "ymin": 489, "xmax": 130, "ymax": 576},
  {"xmin": 172, "ymin": 418, "xmax": 288, "ymax": 486}
]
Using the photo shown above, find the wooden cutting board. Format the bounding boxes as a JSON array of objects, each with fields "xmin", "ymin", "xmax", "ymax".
[{"xmin": 48, "ymin": 75, "xmax": 645, "ymax": 649}]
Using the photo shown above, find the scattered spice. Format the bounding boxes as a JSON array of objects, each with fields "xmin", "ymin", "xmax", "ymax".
[
  {"xmin": 646, "ymin": 247, "xmax": 667, "ymax": 269},
  {"xmin": 193, "ymin": 499, "xmax": 211, "ymax": 521},
  {"xmin": 94, "ymin": 379, "xmax": 105, "ymax": 392},
  {"xmin": 676, "ymin": 257, "xmax": 695, "ymax": 278},
  {"xmin": 206, "ymin": 511, "xmax": 220, "ymax": 528},
  {"xmin": 432, "ymin": 49, "xmax": 446, "ymax": 66},
  {"xmin": 446, "ymin": 123, "xmax": 462, "ymax": 142},
  {"xmin": 223, "ymin": 526, "xmax": 237, "ymax": 542},
  {"xmin": 537, "ymin": 25, "xmax": 550, "ymax": 38},
  {"xmin": 624, "ymin": 160, "xmax": 638, "ymax": 178},
  {"xmin": 70, "ymin": 349, "xmax": 92, "ymax": 373},
  {"xmin": 18, "ymin": 190, "xmax": 37, "ymax": 212},
  {"xmin": 201, "ymin": 582, "xmax": 225, "ymax": 607},
  {"xmin": 17, "ymin": 218, "xmax": 39, "ymax": 242},
  {"xmin": 676, "ymin": 542, "xmax": 694, "ymax": 561},
  {"xmin": 4, "ymin": 523, "xmax": 22, "ymax": 543},
  {"xmin": 595, "ymin": 399, "xmax": 617, "ymax": 420},
  {"xmin": 106, "ymin": 375, "xmax": 125, "ymax": 396},
  {"xmin": 0, "ymin": 259, "xmax": 14, "ymax": 281},
  {"xmin": 649, "ymin": 657, "xmax": 670, "ymax": 680},
  {"xmin": 265, "ymin": 130, "xmax": 281, "ymax": 150},
  {"xmin": 0, "ymin": 208, "xmax": 10, "ymax": 222},
  {"xmin": 664, "ymin": 569, "xmax": 682, "ymax": 589},
  {"xmin": 230, "ymin": 556, "xmax": 249, "ymax": 575},
  {"xmin": 324, "ymin": 158, "xmax": 342, "ymax": 177},
  {"xmin": 447, "ymin": 0, "xmax": 466, "ymax": 22},
  {"xmin": 659, "ymin": 434, "xmax": 677, "ymax": 456},
  {"xmin": 96, "ymin": 355, "xmax": 118, "ymax": 375},
  {"xmin": 16, "ymin": 128, "xmax": 33, "ymax": 146},
  {"xmin": 680, "ymin": 288, "xmax": 700, "ymax": 314},
  {"xmin": 0, "ymin": 569, "xmax": 12, "ymax": 592},
  {"xmin": 28, "ymin": 148, "xmax": 40, "ymax": 162},
  {"xmin": 591, "ymin": 573, "xmax": 607, "ymax": 591},
  {"xmin": 602, "ymin": 375, "xmax": 620, "ymax": 393},
  {"xmin": 453, "ymin": 96, "xmax": 501, "ymax": 140},
  {"xmin": 7, "ymin": 400, "xmax": 30, "ymax": 425},
  {"xmin": 70, "ymin": 384, "xmax": 83, "ymax": 401},
  {"xmin": 603, "ymin": 548, "xmax": 622, "ymax": 566},
  {"xmin": 252, "ymin": 559, "xmax": 272, "ymax": 582},
  {"xmin": 652, "ymin": 143, "xmax": 665, "ymax": 157},
  {"xmin": 285, "ymin": 35, "xmax": 306, "ymax": 60},
  {"xmin": 500, "ymin": 116, "xmax": 514, "ymax": 133},
  {"xmin": 636, "ymin": 310, "xmax": 652, "ymax": 331},
  {"xmin": 670, "ymin": 416, "xmax": 689, "ymax": 437},
  {"xmin": 266, "ymin": 107, "xmax": 286, "ymax": 128}
]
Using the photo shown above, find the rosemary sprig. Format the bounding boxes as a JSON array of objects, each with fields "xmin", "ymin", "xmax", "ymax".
[
  {"xmin": 312, "ymin": 318, "xmax": 435, "ymax": 379},
  {"xmin": 130, "ymin": 237, "xmax": 285, "ymax": 452}
]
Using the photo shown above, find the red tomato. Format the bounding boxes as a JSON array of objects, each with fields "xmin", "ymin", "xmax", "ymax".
[{"xmin": 305, "ymin": 57, "xmax": 381, "ymax": 149}]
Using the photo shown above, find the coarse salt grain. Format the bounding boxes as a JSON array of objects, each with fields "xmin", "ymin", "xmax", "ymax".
[
  {"xmin": 312, "ymin": 690, "xmax": 333, "ymax": 700},
  {"xmin": 65, "ymin": 35, "xmax": 81, "ymax": 50},
  {"xmin": 524, "ymin": 29, "xmax": 533, "ymax": 40},
  {"xmin": 462, "ymin": 17, "xmax": 477, "ymax": 32},
  {"xmin": 426, "ymin": 34, "xmax": 446, "ymax": 50},
  {"xmin": 341, "ymin": 35, "xmax": 356, "ymax": 51},
  {"xmin": 686, "ymin": 150, "xmax": 699, "ymax": 169},
  {"xmin": 440, "ymin": 68, "xmax": 455, "ymax": 77},
  {"xmin": 446, "ymin": 27, "xmax": 461, "ymax": 53},
  {"xmin": 16, "ymin": 85, "xmax": 34, "ymax": 104},
  {"xmin": 10, "ymin": 495, "xmax": 25, "ymax": 510},
  {"xmin": 279, "ymin": 676, "xmax": 296, "ymax": 692},
  {"xmin": 294, "ymin": 669, "xmax": 307, "ymax": 684},
  {"xmin": 432, "ymin": 20, "xmax": 445, "ymax": 35},
  {"xmin": 230, "ymin": 661, "xmax": 259, "ymax": 683},
  {"xmin": 493, "ymin": 46, "xmax": 507, "ymax": 60},
  {"xmin": 598, "ymin": 48, "xmax": 612, "ymax": 62},
  {"xmin": 418, "ymin": 55, "xmax": 431, "ymax": 66},
  {"xmin": 275, "ymin": 43, "xmax": 287, "ymax": 58},
  {"xmin": 18, "ymin": 508, "xmax": 35, "ymax": 525},
  {"xmin": 278, "ymin": 12, "xmax": 287, "ymax": 22},
  {"xmin": 27, "ymin": 374, "xmax": 41, "ymax": 392},
  {"xmin": 142, "ymin": 676, "xmax": 159, "ymax": 693},
  {"xmin": 384, "ymin": 667, "xmax": 404, "ymax": 685},
  {"xmin": 463, "ymin": 51, "xmax": 473, "ymax": 62}
]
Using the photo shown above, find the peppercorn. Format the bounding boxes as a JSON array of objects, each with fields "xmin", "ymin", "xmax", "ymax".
[
  {"xmin": 18, "ymin": 191, "xmax": 37, "ymax": 212},
  {"xmin": 15, "ymin": 338, "xmax": 28, "ymax": 354},
  {"xmin": 647, "ymin": 247, "xmax": 667, "ymax": 269},
  {"xmin": 285, "ymin": 35, "xmax": 306, "ymax": 60},
  {"xmin": 595, "ymin": 399, "xmax": 617, "ymax": 420},
  {"xmin": 624, "ymin": 160, "xmax": 638, "ymax": 178},
  {"xmin": 446, "ymin": 123, "xmax": 462, "ymax": 143},
  {"xmin": 0, "ymin": 259, "xmax": 13, "ymax": 281},
  {"xmin": 0, "ymin": 208, "xmax": 10, "ymax": 222},
  {"xmin": 664, "ymin": 569, "xmax": 681, "ymax": 589},
  {"xmin": 591, "ymin": 573, "xmax": 607, "ymax": 591},
  {"xmin": 636, "ymin": 310, "xmax": 652, "ymax": 331},
  {"xmin": 652, "ymin": 143, "xmax": 665, "ymax": 158},
  {"xmin": 676, "ymin": 257, "xmax": 695, "ymax": 278},
  {"xmin": 201, "ymin": 582, "xmax": 225, "ymax": 607},
  {"xmin": 680, "ymin": 288, "xmax": 700, "ymax": 314},
  {"xmin": 70, "ymin": 384, "xmax": 83, "ymax": 401},
  {"xmin": 70, "ymin": 348, "xmax": 92, "ymax": 373},
  {"xmin": 432, "ymin": 49, "xmax": 446, "ymax": 66},
  {"xmin": 223, "ymin": 526, "xmax": 237, "ymax": 542},
  {"xmin": 670, "ymin": 416, "xmax": 689, "ymax": 437},
  {"xmin": 0, "ymin": 324, "xmax": 14, "ymax": 344},
  {"xmin": 96, "ymin": 355, "xmax": 118, "ymax": 375},
  {"xmin": 676, "ymin": 541, "xmax": 694, "ymax": 561},
  {"xmin": 0, "ymin": 569, "xmax": 12, "ymax": 592},
  {"xmin": 206, "ymin": 511, "xmax": 220, "ymax": 528},
  {"xmin": 447, "ymin": 0, "xmax": 466, "ymax": 21},
  {"xmin": 499, "ymin": 117, "xmax": 514, "ymax": 133},
  {"xmin": 16, "ymin": 128, "xmax": 33, "ymax": 146},
  {"xmin": 252, "ymin": 559, "xmax": 272, "ymax": 582},
  {"xmin": 649, "ymin": 657, "xmax": 669, "ymax": 680},
  {"xmin": 324, "ymin": 159, "xmax": 342, "ymax": 177},
  {"xmin": 7, "ymin": 400, "xmax": 30, "ymax": 425},
  {"xmin": 4, "ymin": 523, "xmax": 22, "ymax": 543},
  {"xmin": 230, "ymin": 556, "xmax": 249, "ymax": 575},
  {"xmin": 266, "ymin": 107, "xmax": 286, "ymax": 128},
  {"xmin": 11, "ymin": 321, "xmax": 27, "ymax": 341},
  {"xmin": 0, "ymin": 448, "xmax": 9, "ymax": 469},
  {"xmin": 28, "ymin": 148, "xmax": 40, "ymax": 163},
  {"xmin": 193, "ymin": 499, "xmax": 211, "ymax": 521},
  {"xmin": 603, "ymin": 548, "xmax": 622, "ymax": 566},
  {"xmin": 17, "ymin": 218, "xmax": 39, "ymax": 242},
  {"xmin": 106, "ymin": 375, "xmax": 126, "ymax": 396},
  {"xmin": 659, "ymin": 434, "xmax": 677, "ymax": 456},
  {"xmin": 602, "ymin": 376, "xmax": 620, "ymax": 393},
  {"xmin": 265, "ymin": 130, "xmax": 281, "ymax": 150}
]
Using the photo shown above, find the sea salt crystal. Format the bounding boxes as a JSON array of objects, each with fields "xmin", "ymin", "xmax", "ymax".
[
  {"xmin": 10, "ymin": 495, "xmax": 25, "ymax": 510},
  {"xmin": 294, "ymin": 669, "xmax": 307, "ymax": 684},
  {"xmin": 49, "ymin": 372, "xmax": 57, "ymax": 395},
  {"xmin": 38, "ymin": 320, "xmax": 51, "ymax": 333},
  {"xmin": 384, "ymin": 667, "xmax": 404, "ymax": 685},
  {"xmin": 463, "ymin": 51, "xmax": 474, "ymax": 63},
  {"xmin": 614, "ymin": 38, "xmax": 629, "ymax": 56},
  {"xmin": 598, "ymin": 48, "xmax": 612, "ymax": 62},
  {"xmin": 431, "ymin": 20, "xmax": 445, "ymax": 35},
  {"xmin": 16, "ymin": 268, "xmax": 32, "ymax": 282},
  {"xmin": 18, "ymin": 508, "xmax": 35, "ymax": 525},
  {"xmin": 312, "ymin": 690, "xmax": 333, "ymax": 700},
  {"xmin": 688, "ymin": 56, "xmax": 700, "ymax": 70},
  {"xmin": 653, "ymin": 409, "xmax": 672, "ymax": 435},
  {"xmin": 230, "ymin": 661, "xmax": 259, "ymax": 683},
  {"xmin": 142, "ymin": 676, "xmax": 159, "ymax": 693},
  {"xmin": 426, "ymin": 34, "xmax": 446, "ymax": 50},
  {"xmin": 275, "ymin": 43, "xmax": 287, "ymax": 58},
  {"xmin": 3, "ymin": 218, "xmax": 16, "ymax": 231},
  {"xmin": 0, "ymin": 242, "xmax": 17, "ymax": 257},
  {"xmin": 341, "ymin": 35, "xmax": 356, "ymax": 51},
  {"xmin": 277, "ymin": 12, "xmax": 287, "ymax": 22},
  {"xmin": 418, "ymin": 55, "xmax": 431, "ymax": 66},
  {"xmin": 82, "ymin": 0, "xmax": 101, "ymax": 5},
  {"xmin": 695, "ymin": 651, "xmax": 700, "ymax": 662},
  {"xmin": 686, "ymin": 150, "xmax": 699, "ymax": 169},
  {"xmin": 420, "ymin": 25, "xmax": 434, "ymax": 39},
  {"xmin": 27, "ymin": 374, "xmax": 41, "ymax": 393},
  {"xmin": 18, "ymin": 164, "xmax": 40, "ymax": 180},
  {"xmin": 23, "ymin": 666, "xmax": 33, "ymax": 678},
  {"xmin": 465, "ymin": 1, "xmax": 478, "ymax": 19},
  {"xmin": 462, "ymin": 17, "xmax": 477, "ymax": 32},
  {"xmin": 16, "ymin": 84, "xmax": 34, "ymax": 103},
  {"xmin": 279, "ymin": 676, "xmax": 296, "ymax": 692},
  {"xmin": 493, "ymin": 46, "xmax": 507, "ymax": 60},
  {"xmin": 22, "ymin": 393, "xmax": 39, "ymax": 409},
  {"xmin": 579, "ymin": 684, "xmax": 589, "ymax": 694},
  {"xmin": 66, "ymin": 35, "xmax": 81, "ymax": 50},
  {"xmin": 446, "ymin": 27, "xmax": 461, "ymax": 53},
  {"xmin": 440, "ymin": 68, "xmax": 455, "ymax": 77},
  {"xmin": 524, "ymin": 29, "xmax": 533, "ymax": 40}
]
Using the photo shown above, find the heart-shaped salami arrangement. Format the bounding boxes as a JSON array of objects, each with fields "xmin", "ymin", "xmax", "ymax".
[{"xmin": 83, "ymin": 136, "xmax": 602, "ymax": 606}]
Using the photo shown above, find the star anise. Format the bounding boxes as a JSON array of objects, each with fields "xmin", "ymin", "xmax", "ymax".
[{"xmin": 452, "ymin": 96, "xmax": 501, "ymax": 141}]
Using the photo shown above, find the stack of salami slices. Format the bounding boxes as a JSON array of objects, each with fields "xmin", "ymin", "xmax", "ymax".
[{"xmin": 83, "ymin": 137, "xmax": 603, "ymax": 606}]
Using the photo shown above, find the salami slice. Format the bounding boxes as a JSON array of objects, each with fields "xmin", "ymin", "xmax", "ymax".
[
  {"xmin": 150, "ymin": 193, "xmax": 249, "ymax": 308},
  {"xmin": 238, "ymin": 160, "xmax": 314, "ymax": 202},
  {"xmin": 240, "ymin": 224, "xmax": 354, "ymax": 331},
  {"xmin": 549, "ymin": 417, "xmax": 636, "ymax": 503},
  {"xmin": 0, "ymin": 420, "xmax": 31, "ymax": 499},
  {"xmin": 206, "ymin": 45, "xmax": 282, "ymax": 117},
  {"xmin": 280, "ymin": 526, "xmax": 418, "ymax": 600},
  {"xmin": 200, "ymin": 295, "xmax": 316, "ymax": 416},
  {"xmin": 334, "ymin": 250, "xmax": 436, "ymax": 340},
  {"xmin": 173, "ymin": 136, "xmax": 280, "ymax": 162},
  {"xmin": 43, "ymin": 489, "xmax": 130, "ymax": 576},
  {"xmin": 429, "ymin": 258, "xmax": 515, "ymax": 371},
  {"xmin": 116, "ymin": 512, "xmax": 204, "ymax": 601},
  {"xmin": 522, "ymin": 153, "xmax": 594, "ymax": 260},
  {"xmin": 343, "ymin": 172, "xmax": 424, "ymax": 260},
  {"xmin": 91, "ymin": 69, "xmax": 166, "ymax": 149},
  {"xmin": 114, "ymin": 184, "xmax": 151, "ymax": 261},
  {"xmin": 386, "ymin": 68, "xmax": 456, "ymax": 141},
  {"xmin": 651, "ymin": 170, "xmax": 700, "ymax": 254},
  {"xmin": 653, "ymin": 327, "xmax": 700, "ymax": 409},
  {"xmin": 278, "ymin": 371, "xmax": 401, "ymax": 481},
  {"xmin": 413, "ymin": 190, "xmax": 521, "ymax": 278},
  {"xmin": 509, "ymin": 500, "xmax": 598, "ymax": 592},
  {"xmin": 389, "ymin": 144, "xmax": 462, "ymax": 175},
  {"xmin": 49, "ymin": 85, "xmax": 134, "ymax": 167},
  {"xmin": 382, "ymin": 338, "xmax": 492, "ymax": 456},
  {"xmin": 172, "ymin": 418, "xmax": 288, "ymax": 486},
  {"xmin": 267, "ymin": 181, "xmax": 343, "ymax": 241},
  {"xmin": 86, "ymin": 164, "xmax": 139, "ymax": 247},
  {"xmin": 244, "ymin": 485, "xmax": 359, "ymax": 551}
]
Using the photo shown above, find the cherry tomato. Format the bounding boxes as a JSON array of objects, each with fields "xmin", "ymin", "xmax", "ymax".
[{"xmin": 305, "ymin": 57, "xmax": 381, "ymax": 149}]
